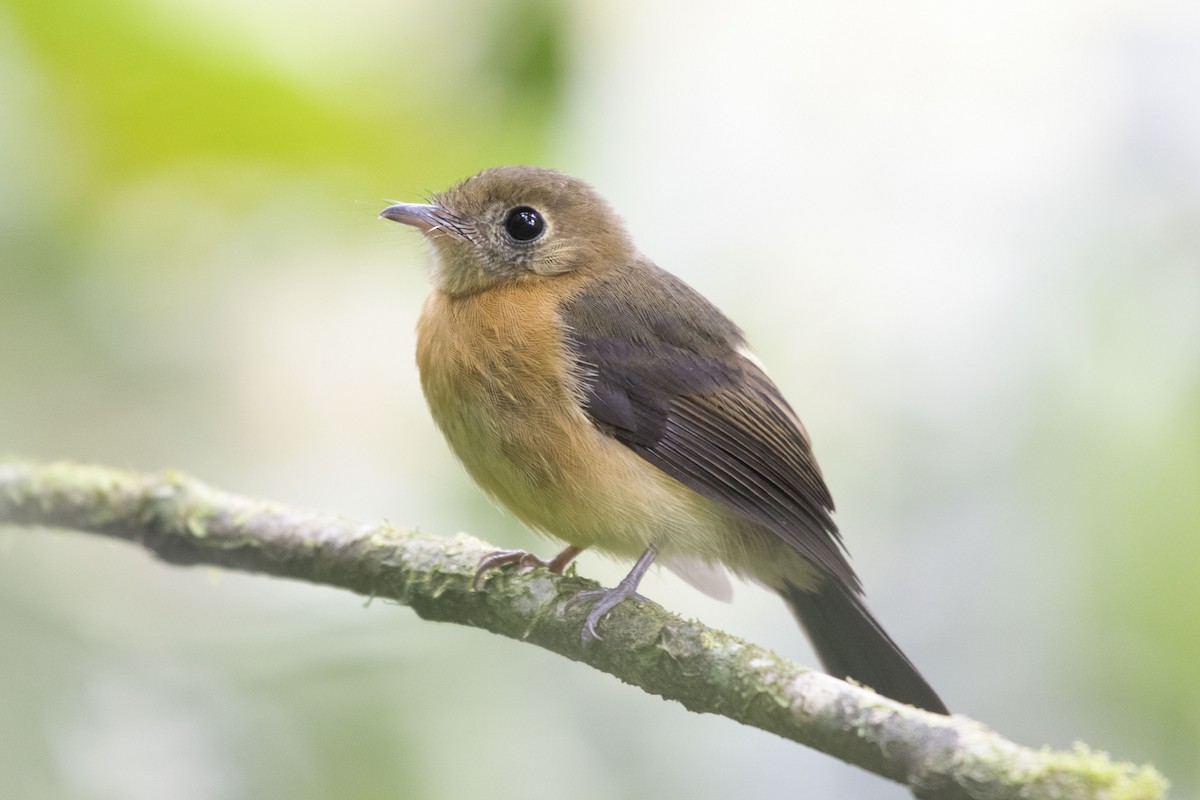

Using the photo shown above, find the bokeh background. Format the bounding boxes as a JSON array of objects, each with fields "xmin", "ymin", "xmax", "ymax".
[{"xmin": 3, "ymin": 0, "xmax": 1198, "ymax": 797}]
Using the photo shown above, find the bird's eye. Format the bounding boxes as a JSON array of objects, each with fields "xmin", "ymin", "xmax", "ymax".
[{"xmin": 503, "ymin": 206, "xmax": 545, "ymax": 242}]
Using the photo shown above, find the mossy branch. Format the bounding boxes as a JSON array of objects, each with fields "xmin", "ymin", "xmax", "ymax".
[{"xmin": 0, "ymin": 460, "xmax": 1166, "ymax": 800}]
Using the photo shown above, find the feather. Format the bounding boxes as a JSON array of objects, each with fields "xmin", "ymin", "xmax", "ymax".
[{"xmin": 560, "ymin": 261, "xmax": 858, "ymax": 590}]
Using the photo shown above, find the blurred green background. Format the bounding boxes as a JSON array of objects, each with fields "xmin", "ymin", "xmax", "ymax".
[{"xmin": 2, "ymin": 0, "xmax": 1198, "ymax": 797}]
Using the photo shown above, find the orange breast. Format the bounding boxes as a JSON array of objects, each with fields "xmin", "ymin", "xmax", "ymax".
[{"xmin": 416, "ymin": 282, "xmax": 608, "ymax": 536}]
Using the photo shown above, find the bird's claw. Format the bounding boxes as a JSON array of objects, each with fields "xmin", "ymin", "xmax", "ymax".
[
  {"xmin": 472, "ymin": 549, "xmax": 549, "ymax": 590},
  {"xmin": 566, "ymin": 586, "xmax": 650, "ymax": 646},
  {"xmin": 472, "ymin": 545, "xmax": 583, "ymax": 590}
]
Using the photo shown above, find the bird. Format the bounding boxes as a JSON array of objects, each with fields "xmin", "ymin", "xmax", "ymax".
[{"xmin": 380, "ymin": 166, "xmax": 949, "ymax": 714}]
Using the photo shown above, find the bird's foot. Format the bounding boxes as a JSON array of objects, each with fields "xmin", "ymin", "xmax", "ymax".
[
  {"xmin": 565, "ymin": 584, "xmax": 651, "ymax": 646},
  {"xmin": 472, "ymin": 546, "xmax": 582, "ymax": 590},
  {"xmin": 564, "ymin": 545, "xmax": 659, "ymax": 646}
]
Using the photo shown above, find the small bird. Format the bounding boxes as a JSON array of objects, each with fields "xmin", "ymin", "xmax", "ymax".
[{"xmin": 381, "ymin": 166, "xmax": 948, "ymax": 714}]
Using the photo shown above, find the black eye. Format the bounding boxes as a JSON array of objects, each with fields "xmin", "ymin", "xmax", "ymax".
[{"xmin": 503, "ymin": 206, "xmax": 545, "ymax": 242}]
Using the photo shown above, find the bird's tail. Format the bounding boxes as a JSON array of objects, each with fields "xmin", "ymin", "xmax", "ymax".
[{"xmin": 782, "ymin": 580, "xmax": 948, "ymax": 714}]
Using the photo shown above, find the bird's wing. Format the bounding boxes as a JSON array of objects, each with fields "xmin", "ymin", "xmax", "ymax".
[{"xmin": 560, "ymin": 266, "xmax": 857, "ymax": 588}]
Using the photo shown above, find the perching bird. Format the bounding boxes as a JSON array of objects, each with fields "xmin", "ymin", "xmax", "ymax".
[{"xmin": 381, "ymin": 166, "xmax": 948, "ymax": 714}]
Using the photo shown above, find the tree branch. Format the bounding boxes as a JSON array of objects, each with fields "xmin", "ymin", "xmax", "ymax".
[{"xmin": 0, "ymin": 460, "xmax": 1166, "ymax": 800}]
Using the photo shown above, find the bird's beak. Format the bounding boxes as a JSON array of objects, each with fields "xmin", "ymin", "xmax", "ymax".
[{"xmin": 380, "ymin": 202, "xmax": 441, "ymax": 233}]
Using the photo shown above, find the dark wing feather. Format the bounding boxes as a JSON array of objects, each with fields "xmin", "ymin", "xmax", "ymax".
[{"xmin": 561, "ymin": 264, "xmax": 857, "ymax": 589}]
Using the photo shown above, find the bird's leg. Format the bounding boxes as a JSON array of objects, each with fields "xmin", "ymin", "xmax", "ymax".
[
  {"xmin": 473, "ymin": 545, "xmax": 583, "ymax": 590},
  {"xmin": 567, "ymin": 545, "xmax": 658, "ymax": 646}
]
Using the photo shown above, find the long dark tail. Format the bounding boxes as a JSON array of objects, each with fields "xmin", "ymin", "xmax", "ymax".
[{"xmin": 783, "ymin": 580, "xmax": 948, "ymax": 714}]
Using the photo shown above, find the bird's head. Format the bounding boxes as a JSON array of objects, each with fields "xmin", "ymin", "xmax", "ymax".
[{"xmin": 381, "ymin": 166, "xmax": 635, "ymax": 296}]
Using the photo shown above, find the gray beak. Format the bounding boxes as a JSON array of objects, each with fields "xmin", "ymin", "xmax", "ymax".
[{"xmin": 380, "ymin": 202, "xmax": 441, "ymax": 232}]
